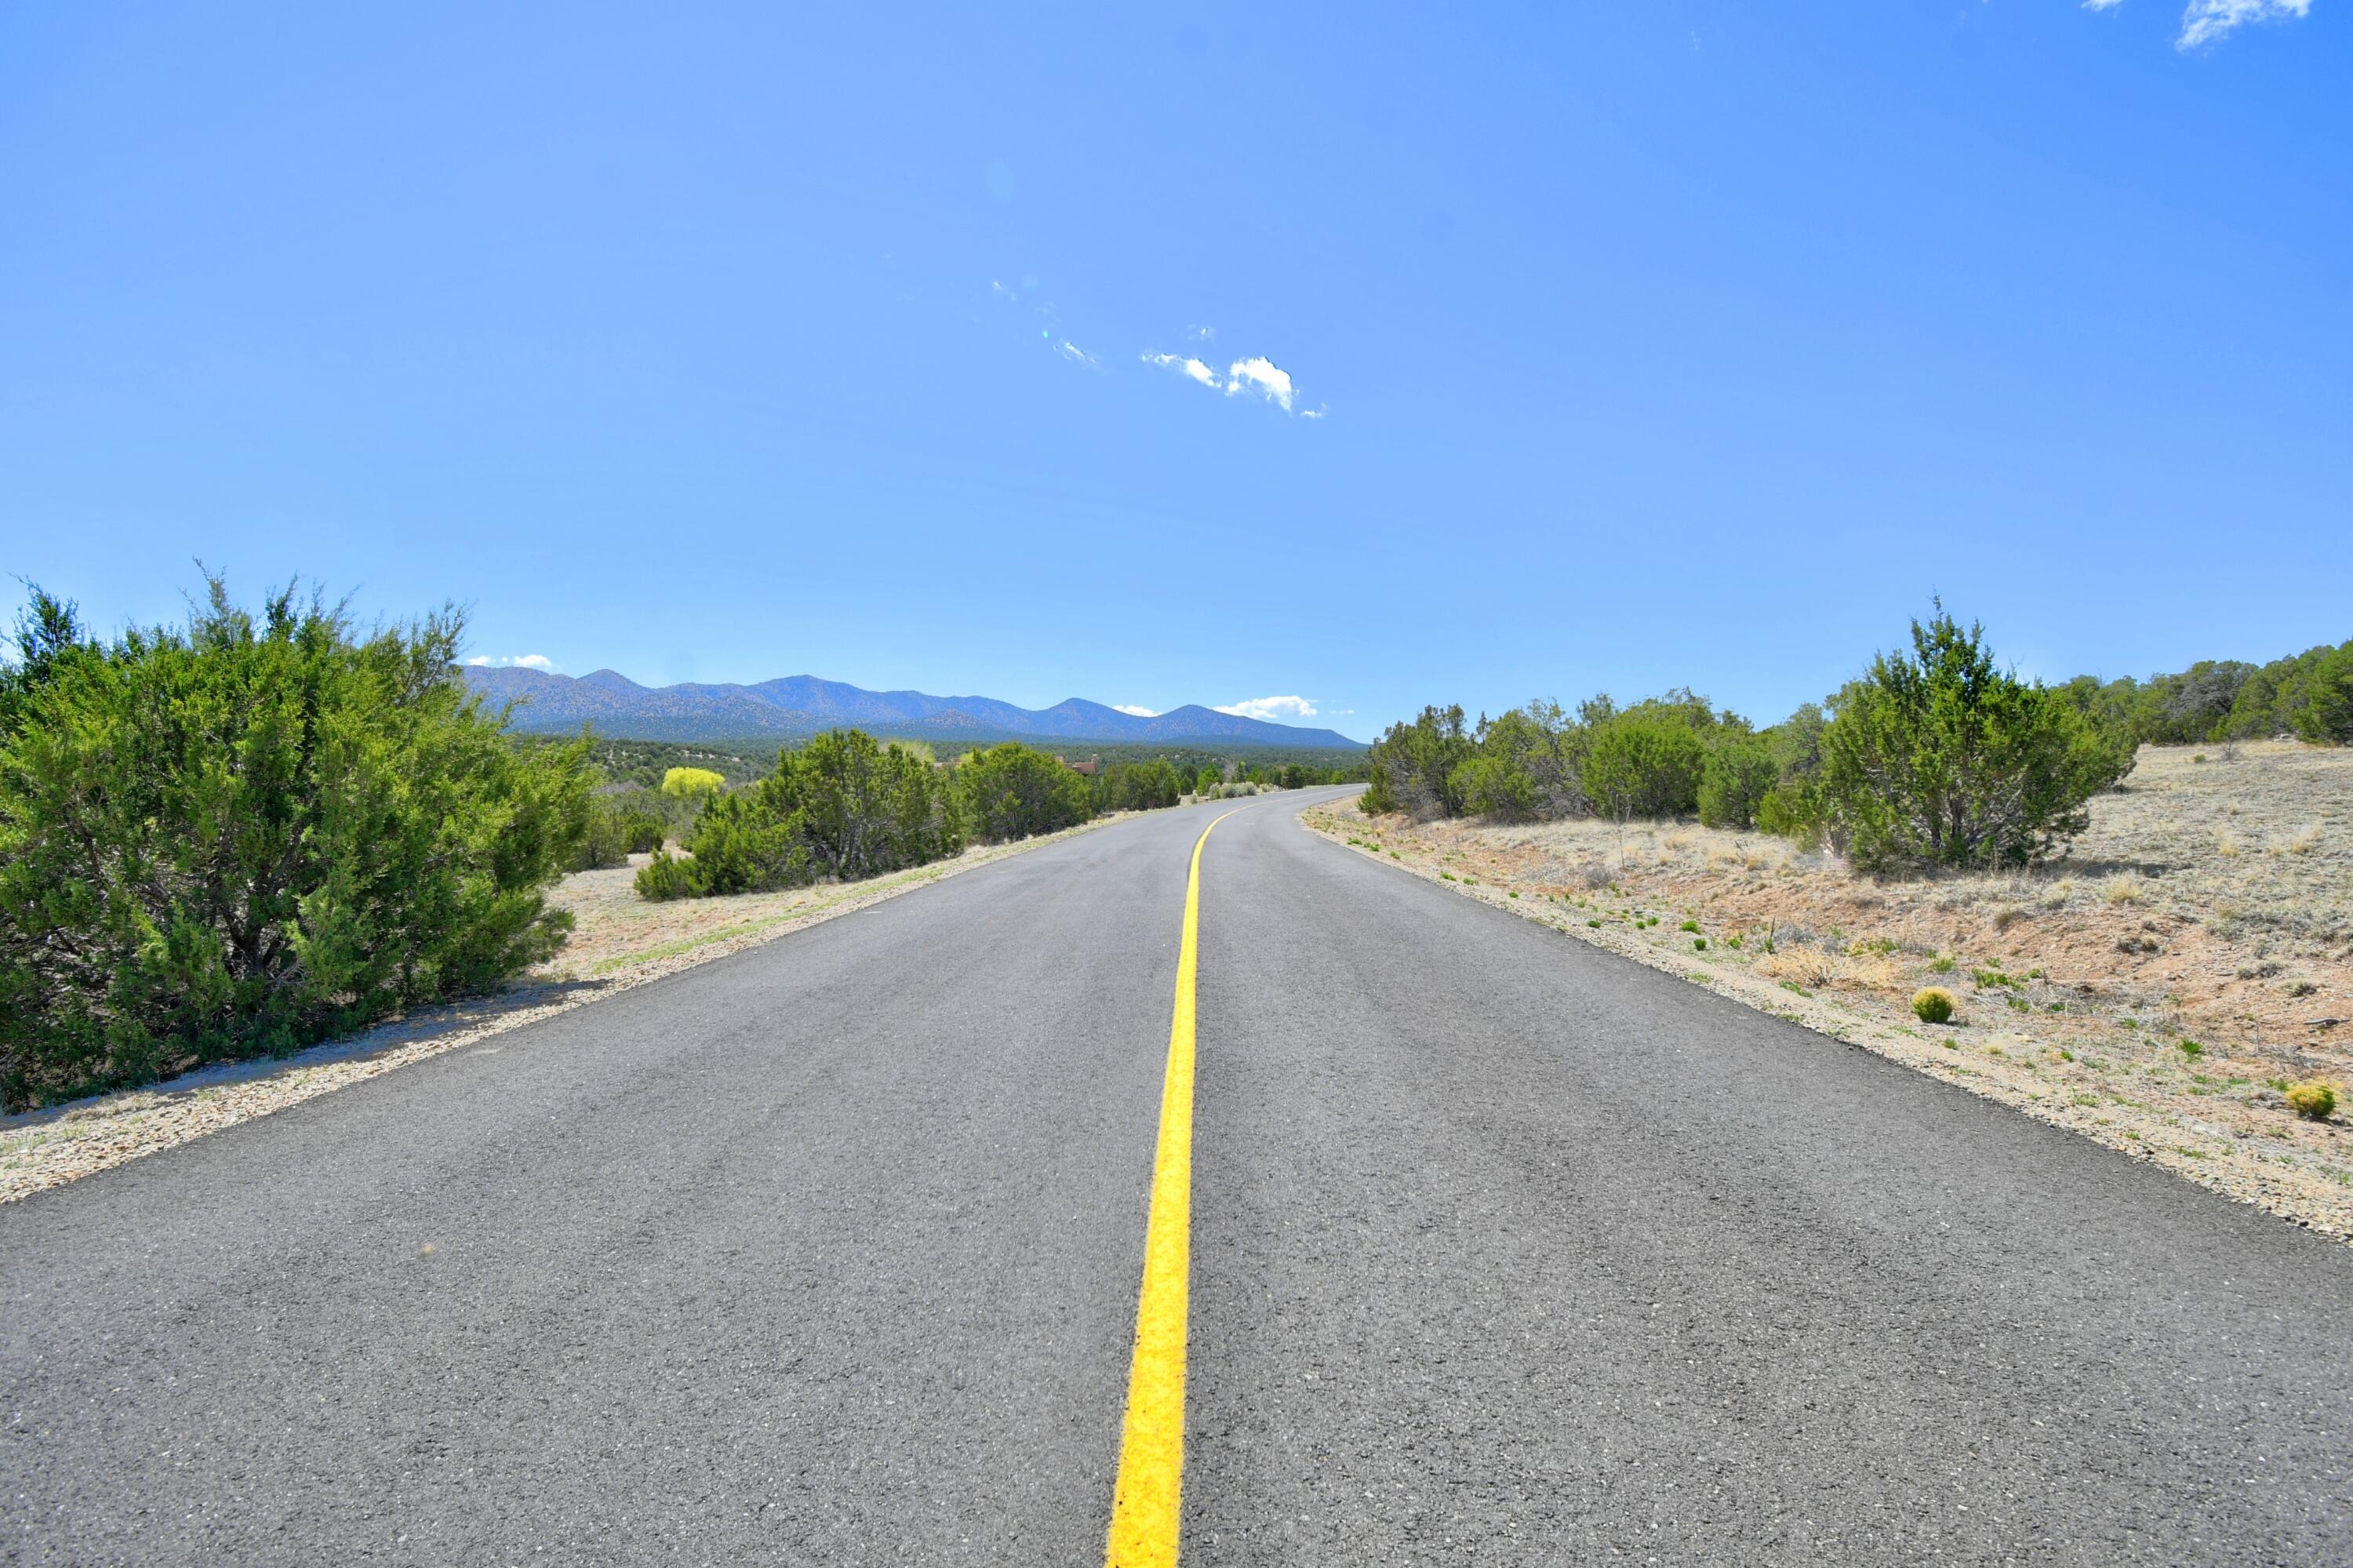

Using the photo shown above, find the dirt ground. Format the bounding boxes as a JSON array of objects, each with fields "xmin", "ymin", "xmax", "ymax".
[{"xmin": 1305, "ymin": 741, "xmax": 2353, "ymax": 1240}]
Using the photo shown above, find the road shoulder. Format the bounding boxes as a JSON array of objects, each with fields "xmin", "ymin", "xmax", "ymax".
[{"xmin": 1298, "ymin": 796, "xmax": 2353, "ymax": 1244}]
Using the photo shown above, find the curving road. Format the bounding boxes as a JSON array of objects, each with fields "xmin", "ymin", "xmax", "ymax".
[{"xmin": 3, "ymin": 789, "xmax": 2350, "ymax": 1564}]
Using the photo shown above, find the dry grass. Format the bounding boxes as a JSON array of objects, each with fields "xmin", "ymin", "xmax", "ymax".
[{"xmin": 1307, "ymin": 741, "xmax": 2353, "ymax": 1240}]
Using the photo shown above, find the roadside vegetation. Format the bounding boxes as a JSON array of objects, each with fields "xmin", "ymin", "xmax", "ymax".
[
  {"xmin": 555, "ymin": 736, "xmax": 1358, "ymax": 882},
  {"xmin": 627, "ymin": 737, "xmax": 1332, "ymax": 901},
  {"xmin": 0, "ymin": 582, "xmax": 592, "ymax": 1111},
  {"xmin": 1362, "ymin": 608, "xmax": 2348, "ymax": 870}
]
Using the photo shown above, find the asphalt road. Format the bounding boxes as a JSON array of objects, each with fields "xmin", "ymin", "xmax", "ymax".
[{"xmin": 4, "ymin": 790, "xmax": 2350, "ymax": 1565}]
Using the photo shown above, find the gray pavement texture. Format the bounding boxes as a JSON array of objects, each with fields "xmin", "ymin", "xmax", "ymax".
[{"xmin": 3, "ymin": 788, "xmax": 2349, "ymax": 1566}]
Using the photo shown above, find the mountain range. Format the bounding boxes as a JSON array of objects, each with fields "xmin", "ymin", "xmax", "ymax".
[{"xmin": 464, "ymin": 667, "xmax": 1366, "ymax": 750}]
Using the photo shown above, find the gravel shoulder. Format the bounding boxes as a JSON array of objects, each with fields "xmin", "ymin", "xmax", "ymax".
[
  {"xmin": 1302, "ymin": 743, "xmax": 2353, "ymax": 1242},
  {"xmin": 0, "ymin": 813, "xmax": 1133, "ymax": 1203}
]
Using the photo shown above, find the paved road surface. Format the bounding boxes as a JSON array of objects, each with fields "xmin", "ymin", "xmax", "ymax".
[{"xmin": 5, "ymin": 790, "xmax": 2349, "ymax": 1564}]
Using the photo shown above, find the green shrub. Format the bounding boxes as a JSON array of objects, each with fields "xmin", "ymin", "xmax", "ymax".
[
  {"xmin": 1755, "ymin": 778, "xmax": 1827, "ymax": 849},
  {"xmin": 1450, "ymin": 753, "xmax": 1541, "ymax": 822},
  {"xmin": 1582, "ymin": 715, "xmax": 1707, "ymax": 827},
  {"xmin": 570, "ymin": 790, "xmax": 676, "ymax": 870},
  {"xmin": 958, "ymin": 742, "xmax": 1094, "ymax": 842},
  {"xmin": 780, "ymin": 729, "xmax": 963, "ymax": 877},
  {"xmin": 0, "ymin": 580, "xmax": 589, "ymax": 1110},
  {"xmin": 2144, "ymin": 660, "xmax": 2258, "ymax": 744},
  {"xmin": 631, "ymin": 849, "xmax": 699, "ymax": 901},
  {"xmin": 2288, "ymin": 644, "xmax": 2353, "ymax": 744},
  {"xmin": 1457, "ymin": 704, "xmax": 1587, "ymax": 821},
  {"xmin": 635, "ymin": 729, "xmax": 958, "ymax": 900},
  {"xmin": 1697, "ymin": 735, "xmax": 1780, "ymax": 829},
  {"xmin": 1911, "ymin": 987, "xmax": 1958, "ymax": 1024},
  {"xmin": 2286, "ymin": 1080, "xmax": 2336, "ymax": 1121},
  {"xmin": 570, "ymin": 797, "xmax": 635, "ymax": 871},
  {"xmin": 1362, "ymin": 705, "xmax": 1474, "ymax": 819},
  {"xmin": 636, "ymin": 789, "xmax": 806, "ymax": 900},
  {"xmin": 1096, "ymin": 759, "xmax": 1183, "ymax": 813},
  {"xmin": 1820, "ymin": 609, "xmax": 2134, "ymax": 872},
  {"xmin": 1763, "ymin": 703, "xmax": 1827, "ymax": 780}
]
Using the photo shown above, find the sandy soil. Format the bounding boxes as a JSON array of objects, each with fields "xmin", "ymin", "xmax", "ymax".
[
  {"xmin": 0, "ymin": 814, "xmax": 1134, "ymax": 1203},
  {"xmin": 1304, "ymin": 741, "xmax": 2353, "ymax": 1241}
]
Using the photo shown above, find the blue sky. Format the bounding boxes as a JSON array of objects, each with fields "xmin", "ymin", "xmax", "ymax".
[{"xmin": 3, "ymin": 2, "xmax": 2346, "ymax": 744}]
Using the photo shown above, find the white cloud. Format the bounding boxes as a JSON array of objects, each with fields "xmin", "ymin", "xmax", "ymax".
[
  {"xmin": 1144, "ymin": 350, "xmax": 1316, "ymax": 416},
  {"xmin": 1187, "ymin": 324, "xmax": 1216, "ymax": 342},
  {"xmin": 467, "ymin": 654, "xmax": 558, "ymax": 673},
  {"xmin": 1056, "ymin": 339, "xmax": 1100, "ymax": 369},
  {"xmin": 1143, "ymin": 351, "xmax": 1221, "ymax": 388},
  {"xmin": 1222, "ymin": 356, "xmax": 1295, "ymax": 412},
  {"xmin": 2082, "ymin": 0, "xmax": 2124, "ymax": 9},
  {"xmin": 1217, "ymin": 695, "xmax": 1319, "ymax": 722},
  {"xmin": 1112, "ymin": 704, "xmax": 1159, "ymax": 717},
  {"xmin": 2177, "ymin": 0, "xmax": 2309, "ymax": 46}
]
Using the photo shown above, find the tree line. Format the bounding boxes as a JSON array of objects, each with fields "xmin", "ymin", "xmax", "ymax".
[
  {"xmin": 627, "ymin": 744, "xmax": 1349, "ymax": 900},
  {"xmin": 631, "ymin": 735, "xmax": 1108, "ymax": 900},
  {"xmin": 559, "ymin": 744, "xmax": 1362, "ymax": 878},
  {"xmin": 1362, "ymin": 610, "xmax": 2351, "ymax": 875},
  {"xmin": 2057, "ymin": 642, "xmax": 2353, "ymax": 748}
]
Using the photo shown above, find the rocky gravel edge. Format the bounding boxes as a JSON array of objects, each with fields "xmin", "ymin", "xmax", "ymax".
[
  {"xmin": 0, "ymin": 815, "xmax": 1122, "ymax": 1204},
  {"xmin": 1300, "ymin": 802, "xmax": 2353, "ymax": 1247}
]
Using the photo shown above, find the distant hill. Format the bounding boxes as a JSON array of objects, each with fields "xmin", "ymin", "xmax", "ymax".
[{"xmin": 465, "ymin": 667, "xmax": 1366, "ymax": 750}]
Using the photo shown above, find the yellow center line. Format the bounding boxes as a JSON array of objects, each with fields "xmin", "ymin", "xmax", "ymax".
[{"xmin": 1105, "ymin": 807, "xmax": 1238, "ymax": 1568}]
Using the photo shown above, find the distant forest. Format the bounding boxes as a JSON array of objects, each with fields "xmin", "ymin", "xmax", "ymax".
[
  {"xmin": 515, "ymin": 731, "xmax": 1372, "ymax": 791},
  {"xmin": 510, "ymin": 735, "xmax": 772, "ymax": 790}
]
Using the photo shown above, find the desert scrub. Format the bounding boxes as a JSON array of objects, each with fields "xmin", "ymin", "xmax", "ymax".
[
  {"xmin": 0, "ymin": 580, "xmax": 593, "ymax": 1111},
  {"xmin": 1911, "ymin": 987, "xmax": 1958, "ymax": 1024},
  {"xmin": 2286, "ymin": 1082, "xmax": 2337, "ymax": 1121}
]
